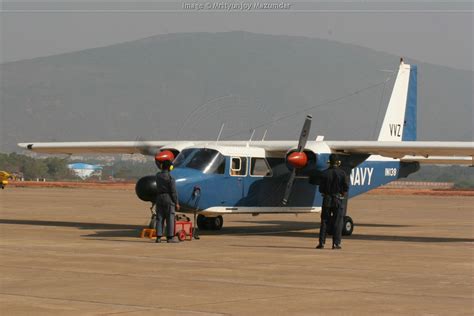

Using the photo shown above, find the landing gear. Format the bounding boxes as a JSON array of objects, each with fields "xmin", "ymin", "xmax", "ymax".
[
  {"xmin": 197, "ymin": 214, "xmax": 208, "ymax": 230},
  {"xmin": 210, "ymin": 216, "xmax": 223, "ymax": 230},
  {"xmin": 148, "ymin": 203, "xmax": 156, "ymax": 229},
  {"xmin": 149, "ymin": 214, "xmax": 157, "ymax": 229},
  {"xmin": 342, "ymin": 216, "xmax": 354, "ymax": 236},
  {"xmin": 196, "ymin": 214, "xmax": 223, "ymax": 231}
]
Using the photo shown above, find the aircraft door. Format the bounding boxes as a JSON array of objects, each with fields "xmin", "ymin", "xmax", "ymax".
[{"xmin": 228, "ymin": 156, "xmax": 247, "ymax": 200}]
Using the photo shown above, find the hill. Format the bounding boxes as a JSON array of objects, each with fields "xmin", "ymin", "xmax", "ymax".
[{"xmin": 1, "ymin": 31, "xmax": 472, "ymax": 151}]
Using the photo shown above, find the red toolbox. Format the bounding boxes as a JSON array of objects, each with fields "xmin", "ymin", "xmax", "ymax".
[{"xmin": 174, "ymin": 220, "xmax": 193, "ymax": 241}]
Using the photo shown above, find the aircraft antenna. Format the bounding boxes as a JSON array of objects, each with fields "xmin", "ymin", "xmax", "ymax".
[
  {"xmin": 261, "ymin": 129, "xmax": 268, "ymax": 141},
  {"xmin": 247, "ymin": 129, "xmax": 256, "ymax": 147},
  {"xmin": 216, "ymin": 123, "xmax": 225, "ymax": 144}
]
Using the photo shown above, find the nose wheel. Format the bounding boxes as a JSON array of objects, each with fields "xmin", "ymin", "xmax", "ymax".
[
  {"xmin": 148, "ymin": 214, "xmax": 157, "ymax": 229},
  {"xmin": 342, "ymin": 216, "xmax": 354, "ymax": 236},
  {"xmin": 197, "ymin": 214, "xmax": 223, "ymax": 230}
]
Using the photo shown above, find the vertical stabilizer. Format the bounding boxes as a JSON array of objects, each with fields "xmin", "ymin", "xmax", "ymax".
[{"xmin": 378, "ymin": 60, "xmax": 417, "ymax": 141}]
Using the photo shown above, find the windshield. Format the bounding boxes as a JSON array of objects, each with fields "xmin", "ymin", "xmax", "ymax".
[
  {"xmin": 173, "ymin": 148, "xmax": 195, "ymax": 168},
  {"xmin": 174, "ymin": 148, "xmax": 225, "ymax": 174}
]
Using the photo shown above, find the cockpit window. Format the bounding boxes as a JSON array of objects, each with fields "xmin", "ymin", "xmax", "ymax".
[
  {"xmin": 174, "ymin": 148, "xmax": 225, "ymax": 174},
  {"xmin": 173, "ymin": 148, "xmax": 195, "ymax": 168}
]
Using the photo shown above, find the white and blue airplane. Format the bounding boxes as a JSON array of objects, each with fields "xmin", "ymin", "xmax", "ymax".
[{"xmin": 19, "ymin": 60, "xmax": 474, "ymax": 235}]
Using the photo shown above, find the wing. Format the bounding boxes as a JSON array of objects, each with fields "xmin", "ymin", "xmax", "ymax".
[
  {"xmin": 18, "ymin": 140, "xmax": 474, "ymax": 165},
  {"xmin": 17, "ymin": 141, "xmax": 179, "ymax": 155},
  {"xmin": 326, "ymin": 141, "xmax": 474, "ymax": 165},
  {"xmin": 18, "ymin": 140, "xmax": 297, "ymax": 156}
]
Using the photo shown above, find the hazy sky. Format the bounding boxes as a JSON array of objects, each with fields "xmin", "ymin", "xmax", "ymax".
[{"xmin": 1, "ymin": 1, "xmax": 473, "ymax": 70}]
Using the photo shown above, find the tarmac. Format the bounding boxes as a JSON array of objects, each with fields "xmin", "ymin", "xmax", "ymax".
[{"xmin": 0, "ymin": 187, "xmax": 473, "ymax": 315}]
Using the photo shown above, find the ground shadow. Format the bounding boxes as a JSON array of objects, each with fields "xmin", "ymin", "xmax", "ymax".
[
  {"xmin": 228, "ymin": 231, "xmax": 474, "ymax": 244},
  {"xmin": 0, "ymin": 218, "xmax": 142, "ymax": 230},
  {"xmin": 1, "ymin": 218, "xmax": 472, "ymax": 243},
  {"xmin": 225, "ymin": 229, "xmax": 474, "ymax": 243},
  {"xmin": 236, "ymin": 220, "xmax": 411, "ymax": 228},
  {"xmin": 202, "ymin": 220, "xmax": 411, "ymax": 237},
  {"xmin": 0, "ymin": 218, "xmax": 143, "ymax": 238},
  {"xmin": 203, "ymin": 220, "xmax": 473, "ymax": 243}
]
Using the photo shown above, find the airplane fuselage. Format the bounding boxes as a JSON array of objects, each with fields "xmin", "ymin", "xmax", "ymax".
[{"xmin": 171, "ymin": 151, "xmax": 419, "ymax": 215}]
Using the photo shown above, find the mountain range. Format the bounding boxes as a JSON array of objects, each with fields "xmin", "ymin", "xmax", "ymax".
[{"xmin": 1, "ymin": 31, "xmax": 472, "ymax": 152}]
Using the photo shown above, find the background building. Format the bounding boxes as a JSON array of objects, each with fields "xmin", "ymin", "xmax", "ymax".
[{"xmin": 67, "ymin": 163, "xmax": 103, "ymax": 180}]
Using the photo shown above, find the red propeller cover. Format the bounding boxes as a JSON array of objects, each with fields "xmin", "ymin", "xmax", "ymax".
[
  {"xmin": 155, "ymin": 150, "xmax": 175, "ymax": 162},
  {"xmin": 287, "ymin": 152, "xmax": 308, "ymax": 169}
]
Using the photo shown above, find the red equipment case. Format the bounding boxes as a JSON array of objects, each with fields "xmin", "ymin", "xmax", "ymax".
[{"xmin": 174, "ymin": 220, "xmax": 193, "ymax": 241}]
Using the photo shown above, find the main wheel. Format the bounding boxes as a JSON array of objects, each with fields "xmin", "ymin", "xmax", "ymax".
[
  {"xmin": 197, "ymin": 214, "xmax": 208, "ymax": 230},
  {"xmin": 209, "ymin": 215, "xmax": 223, "ymax": 230},
  {"xmin": 342, "ymin": 216, "xmax": 354, "ymax": 236}
]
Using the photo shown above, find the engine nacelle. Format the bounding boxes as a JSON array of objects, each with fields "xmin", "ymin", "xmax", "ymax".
[{"xmin": 135, "ymin": 175, "xmax": 157, "ymax": 202}]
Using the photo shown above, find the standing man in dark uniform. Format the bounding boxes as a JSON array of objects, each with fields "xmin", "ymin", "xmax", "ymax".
[
  {"xmin": 154, "ymin": 151, "xmax": 180, "ymax": 243},
  {"xmin": 316, "ymin": 154, "xmax": 349, "ymax": 250}
]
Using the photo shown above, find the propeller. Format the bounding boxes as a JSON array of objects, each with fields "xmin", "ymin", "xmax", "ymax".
[
  {"xmin": 281, "ymin": 115, "xmax": 312, "ymax": 206},
  {"xmin": 134, "ymin": 137, "xmax": 159, "ymax": 156}
]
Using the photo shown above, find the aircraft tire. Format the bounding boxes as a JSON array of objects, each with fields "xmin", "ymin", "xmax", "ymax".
[
  {"xmin": 197, "ymin": 214, "xmax": 208, "ymax": 230},
  {"xmin": 342, "ymin": 216, "xmax": 354, "ymax": 236},
  {"xmin": 210, "ymin": 215, "xmax": 223, "ymax": 230}
]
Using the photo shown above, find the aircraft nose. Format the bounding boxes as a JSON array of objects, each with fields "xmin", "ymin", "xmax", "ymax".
[{"xmin": 171, "ymin": 168, "xmax": 203, "ymax": 210}]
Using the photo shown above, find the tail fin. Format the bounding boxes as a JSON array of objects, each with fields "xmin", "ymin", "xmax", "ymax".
[{"xmin": 377, "ymin": 59, "xmax": 417, "ymax": 141}]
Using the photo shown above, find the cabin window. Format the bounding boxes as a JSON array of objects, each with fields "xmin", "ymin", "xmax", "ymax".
[
  {"xmin": 250, "ymin": 158, "xmax": 272, "ymax": 177},
  {"xmin": 230, "ymin": 157, "xmax": 247, "ymax": 176}
]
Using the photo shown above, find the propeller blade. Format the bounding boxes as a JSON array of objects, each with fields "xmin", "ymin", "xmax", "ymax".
[
  {"xmin": 135, "ymin": 138, "xmax": 159, "ymax": 156},
  {"xmin": 282, "ymin": 115, "xmax": 312, "ymax": 205},
  {"xmin": 297, "ymin": 115, "xmax": 312, "ymax": 152},
  {"xmin": 282, "ymin": 169, "xmax": 297, "ymax": 206}
]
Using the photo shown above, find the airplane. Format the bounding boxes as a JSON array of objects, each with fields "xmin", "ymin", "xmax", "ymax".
[
  {"xmin": 0, "ymin": 171, "xmax": 13, "ymax": 189},
  {"xmin": 18, "ymin": 60, "xmax": 474, "ymax": 236}
]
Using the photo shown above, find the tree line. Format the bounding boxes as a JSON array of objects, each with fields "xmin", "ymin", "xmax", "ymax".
[
  {"xmin": 405, "ymin": 165, "xmax": 474, "ymax": 188},
  {"xmin": 0, "ymin": 153, "xmax": 157, "ymax": 181},
  {"xmin": 0, "ymin": 153, "xmax": 77, "ymax": 180}
]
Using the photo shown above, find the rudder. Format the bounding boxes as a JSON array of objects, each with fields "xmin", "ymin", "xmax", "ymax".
[{"xmin": 377, "ymin": 60, "xmax": 417, "ymax": 141}]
